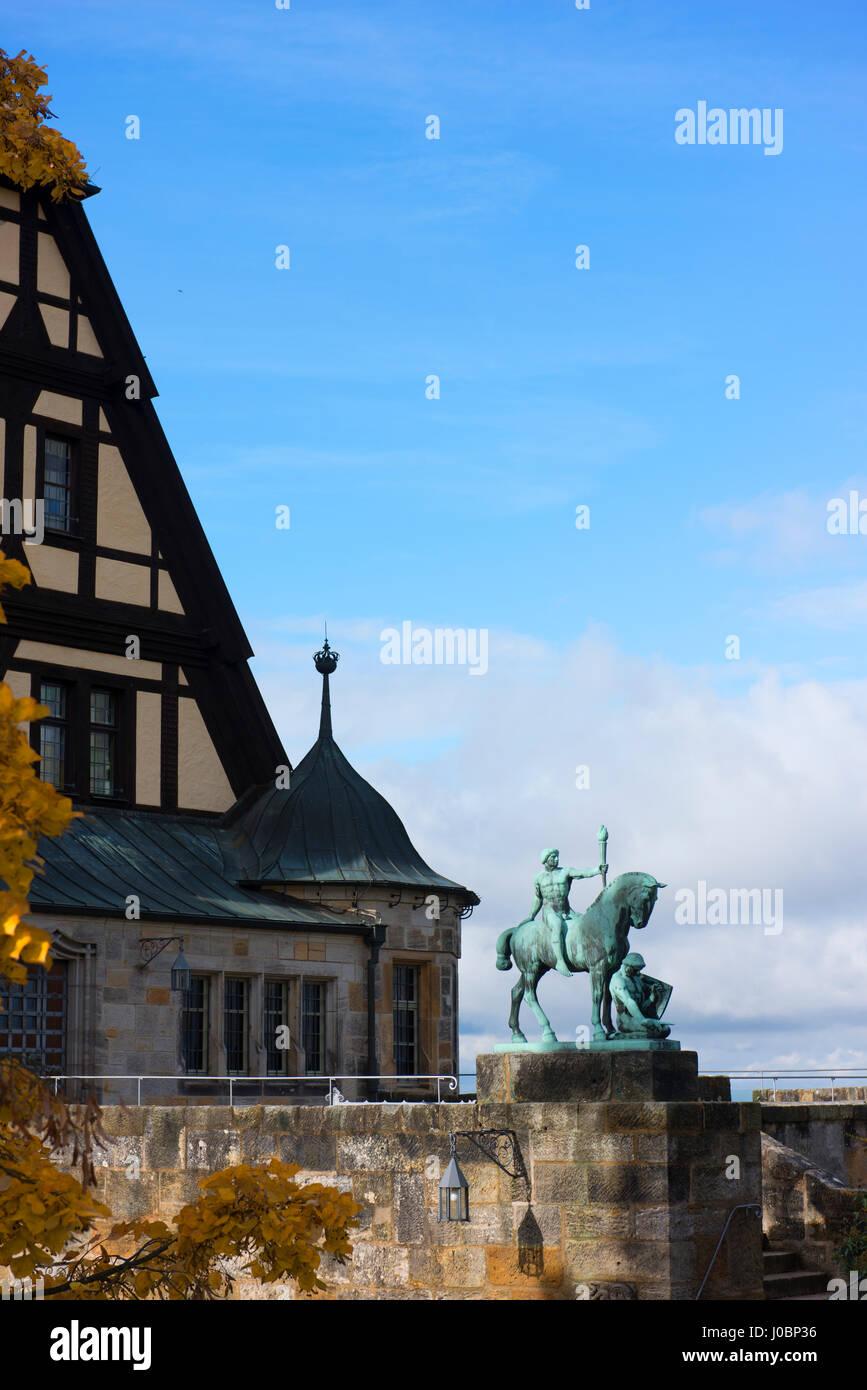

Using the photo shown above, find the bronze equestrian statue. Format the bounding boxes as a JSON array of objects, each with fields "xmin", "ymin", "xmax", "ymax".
[{"xmin": 496, "ymin": 838, "xmax": 666, "ymax": 1043}]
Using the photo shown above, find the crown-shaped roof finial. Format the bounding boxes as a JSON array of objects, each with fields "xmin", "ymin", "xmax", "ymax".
[{"xmin": 313, "ymin": 630, "xmax": 339, "ymax": 737}]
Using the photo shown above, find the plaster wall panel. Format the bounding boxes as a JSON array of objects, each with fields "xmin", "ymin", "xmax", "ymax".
[
  {"xmin": 26, "ymin": 544, "xmax": 79, "ymax": 593},
  {"xmin": 0, "ymin": 290, "xmax": 16, "ymax": 331},
  {"xmin": 178, "ymin": 698, "xmax": 235, "ymax": 813},
  {"xmin": 14, "ymin": 641, "xmax": 161, "ymax": 681},
  {"xmin": 157, "ymin": 570, "xmax": 184, "ymax": 614},
  {"xmin": 37, "ymin": 232, "xmax": 70, "ymax": 298},
  {"xmin": 0, "ymin": 222, "xmax": 18, "ymax": 283},
  {"xmin": 4, "ymin": 669, "xmax": 31, "ymax": 736},
  {"xmin": 77, "ymin": 315, "xmax": 102, "ymax": 356},
  {"xmin": 38, "ymin": 303, "xmax": 69, "ymax": 347},
  {"xmin": 95, "ymin": 556, "xmax": 150, "ymax": 606},
  {"xmin": 34, "ymin": 391, "xmax": 82, "ymax": 425},
  {"xmin": 97, "ymin": 444, "xmax": 150, "ymax": 554},
  {"xmin": 136, "ymin": 691, "xmax": 162, "ymax": 806}
]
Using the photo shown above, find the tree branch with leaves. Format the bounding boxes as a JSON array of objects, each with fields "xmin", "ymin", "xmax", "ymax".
[{"xmin": 0, "ymin": 48, "xmax": 88, "ymax": 202}]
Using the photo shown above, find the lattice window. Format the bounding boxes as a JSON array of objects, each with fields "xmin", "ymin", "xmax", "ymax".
[
  {"xmin": 44, "ymin": 436, "xmax": 72, "ymax": 533},
  {"xmin": 224, "ymin": 977, "xmax": 248, "ymax": 1074},
  {"xmin": 0, "ymin": 961, "xmax": 67, "ymax": 1071},
  {"xmin": 302, "ymin": 982, "xmax": 324, "ymax": 1076},
  {"xmin": 89, "ymin": 688, "xmax": 117, "ymax": 796},
  {"xmin": 393, "ymin": 964, "xmax": 419, "ymax": 1076},
  {"xmin": 264, "ymin": 979, "xmax": 289, "ymax": 1075},
  {"xmin": 38, "ymin": 680, "xmax": 70, "ymax": 789},
  {"xmin": 181, "ymin": 976, "xmax": 209, "ymax": 1074}
]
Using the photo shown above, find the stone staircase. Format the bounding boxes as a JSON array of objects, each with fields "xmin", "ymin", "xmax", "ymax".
[{"xmin": 762, "ymin": 1244, "xmax": 829, "ymax": 1300}]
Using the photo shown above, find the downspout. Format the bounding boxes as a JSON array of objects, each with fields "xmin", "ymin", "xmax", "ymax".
[{"xmin": 366, "ymin": 921, "xmax": 387, "ymax": 1099}]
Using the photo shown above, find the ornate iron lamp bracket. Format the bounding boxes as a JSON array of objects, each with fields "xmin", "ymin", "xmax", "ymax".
[
  {"xmin": 450, "ymin": 1129, "xmax": 524, "ymax": 1180},
  {"xmin": 138, "ymin": 937, "xmax": 182, "ymax": 969}
]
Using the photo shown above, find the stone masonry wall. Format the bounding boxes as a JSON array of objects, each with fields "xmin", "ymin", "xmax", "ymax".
[
  {"xmin": 761, "ymin": 1131, "xmax": 860, "ymax": 1276},
  {"xmin": 759, "ymin": 1103, "xmax": 867, "ymax": 1188},
  {"xmin": 88, "ymin": 1080, "xmax": 763, "ymax": 1300}
]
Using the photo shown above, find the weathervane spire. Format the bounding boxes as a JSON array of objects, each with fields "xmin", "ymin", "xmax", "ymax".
[{"xmin": 313, "ymin": 631, "xmax": 339, "ymax": 739}]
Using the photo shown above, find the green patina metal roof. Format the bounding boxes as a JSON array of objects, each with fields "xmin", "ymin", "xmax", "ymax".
[
  {"xmin": 221, "ymin": 644, "xmax": 478, "ymax": 901},
  {"xmin": 29, "ymin": 643, "xmax": 477, "ymax": 919},
  {"xmin": 30, "ymin": 809, "xmax": 369, "ymax": 929}
]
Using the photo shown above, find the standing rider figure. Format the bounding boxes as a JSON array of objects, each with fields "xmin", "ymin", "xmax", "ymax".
[{"xmin": 520, "ymin": 849, "xmax": 606, "ymax": 978}]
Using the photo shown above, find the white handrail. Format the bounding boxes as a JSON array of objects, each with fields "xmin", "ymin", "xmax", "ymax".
[
  {"xmin": 47, "ymin": 1072, "xmax": 460, "ymax": 1106},
  {"xmin": 710, "ymin": 1069, "xmax": 867, "ymax": 1102}
]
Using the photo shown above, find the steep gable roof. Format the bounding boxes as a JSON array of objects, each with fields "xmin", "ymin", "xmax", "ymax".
[{"xmin": 0, "ymin": 176, "xmax": 287, "ymax": 794}]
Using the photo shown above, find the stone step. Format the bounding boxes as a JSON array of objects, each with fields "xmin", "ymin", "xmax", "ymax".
[
  {"xmin": 763, "ymin": 1270, "xmax": 829, "ymax": 1300},
  {"xmin": 763, "ymin": 1250, "xmax": 797, "ymax": 1274}
]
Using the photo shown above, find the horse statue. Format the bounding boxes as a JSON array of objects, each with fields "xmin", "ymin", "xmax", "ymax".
[{"xmin": 495, "ymin": 872, "xmax": 666, "ymax": 1043}]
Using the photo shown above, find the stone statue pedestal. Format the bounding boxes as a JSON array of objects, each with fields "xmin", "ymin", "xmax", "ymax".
[
  {"xmin": 472, "ymin": 1051, "xmax": 762, "ymax": 1299},
  {"xmin": 478, "ymin": 1047, "xmax": 698, "ymax": 1103}
]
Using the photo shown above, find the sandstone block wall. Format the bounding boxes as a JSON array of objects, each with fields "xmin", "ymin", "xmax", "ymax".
[
  {"xmin": 88, "ymin": 1087, "xmax": 763, "ymax": 1301},
  {"xmin": 759, "ymin": 1103, "xmax": 867, "ymax": 1188},
  {"xmin": 761, "ymin": 1131, "xmax": 860, "ymax": 1275}
]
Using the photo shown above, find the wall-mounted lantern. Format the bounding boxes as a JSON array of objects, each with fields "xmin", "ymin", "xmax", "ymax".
[
  {"xmin": 169, "ymin": 945, "xmax": 191, "ymax": 993},
  {"xmin": 138, "ymin": 937, "xmax": 190, "ymax": 993},
  {"xmin": 438, "ymin": 1129, "xmax": 524, "ymax": 1224},
  {"xmin": 438, "ymin": 1140, "xmax": 470, "ymax": 1223}
]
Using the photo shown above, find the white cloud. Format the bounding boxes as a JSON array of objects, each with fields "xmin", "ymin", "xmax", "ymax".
[
  {"xmin": 771, "ymin": 580, "xmax": 867, "ymax": 628},
  {"xmin": 696, "ymin": 487, "xmax": 867, "ymax": 572},
  {"xmin": 255, "ymin": 622, "xmax": 867, "ymax": 1079}
]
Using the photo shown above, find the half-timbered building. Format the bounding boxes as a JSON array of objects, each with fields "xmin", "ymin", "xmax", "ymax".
[{"xmin": 0, "ymin": 175, "xmax": 477, "ymax": 1100}]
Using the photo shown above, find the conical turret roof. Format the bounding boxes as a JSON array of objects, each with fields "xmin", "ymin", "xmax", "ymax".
[{"xmin": 222, "ymin": 642, "xmax": 478, "ymax": 900}]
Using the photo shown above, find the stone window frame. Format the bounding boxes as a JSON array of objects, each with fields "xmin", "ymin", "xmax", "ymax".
[
  {"xmin": 47, "ymin": 929, "xmax": 97, "ymax": 1090},
  {"xmin": 382, "ymin": 954, "xmax": 435, "ymax": 1080},
  {"xmin": 392, "ymin": 962, "xmax": 420, "ymax": 1076},
  {"xmin": 222, "ymin": 974, "xmax": 250, "ymax": 1075},
  {"xmin": 270, "ymin": 971, "xmax": 340, "ymax": 1081},
  {"xmin": 180, "ymin": 973, "xmax": 211, "ymax": 1075},
  {"xmin": 300, "ymin": 975, "xmax": 328, "ymax": 1077},
  {"xmin": 263, "ymin": 976, "xmax": 292, "ymax": 1076},
  {"xmin": 174, "ymin": 967, "xmax": 344, "ymax": 1083}
]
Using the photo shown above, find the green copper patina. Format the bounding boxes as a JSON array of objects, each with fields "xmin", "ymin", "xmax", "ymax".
[
  {"xmin": 610, "ymin": 952, "xmax": 672, "ymax": 1040},
  {"xmin": 522, "ymin": 847, "xmax": 604, "ymax": 978},
  {"xmin": 495, "ymin": 828, "xmax": 668, "ymax": 1044}
]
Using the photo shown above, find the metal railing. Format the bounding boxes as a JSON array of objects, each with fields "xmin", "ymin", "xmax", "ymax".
[
  {"xmin": 695, "ymin": 1204, "xmax": 762, "ymax": 1301},
  {"xmin": 48, "ymin": 1072, "xmax": 460, "ymax": 1106},
  {"xmin": 719, "ymin": 1069, "xmax": 867, "ymax": 1102},
  {"xmin": 44, "ymin": 1066, "xmax": 867, "ymax": 1105}
]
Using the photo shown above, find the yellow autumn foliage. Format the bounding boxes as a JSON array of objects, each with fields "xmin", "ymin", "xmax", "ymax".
[
  {"xmin": 47, "ymin": 1160, "xmax": 360, "ymax": 1300},
  {"xmin": 0, "ymin": 49, "xmax": 88, "ymax": 201},
  {"xmin": 0, "ymin": 551, "xmax": 78, "ymax": 986}
]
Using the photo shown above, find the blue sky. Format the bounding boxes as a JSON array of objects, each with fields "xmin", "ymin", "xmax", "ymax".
[{"xmin": 7, "ymin": 1, "xmax": 867, "ymax": 1084}]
